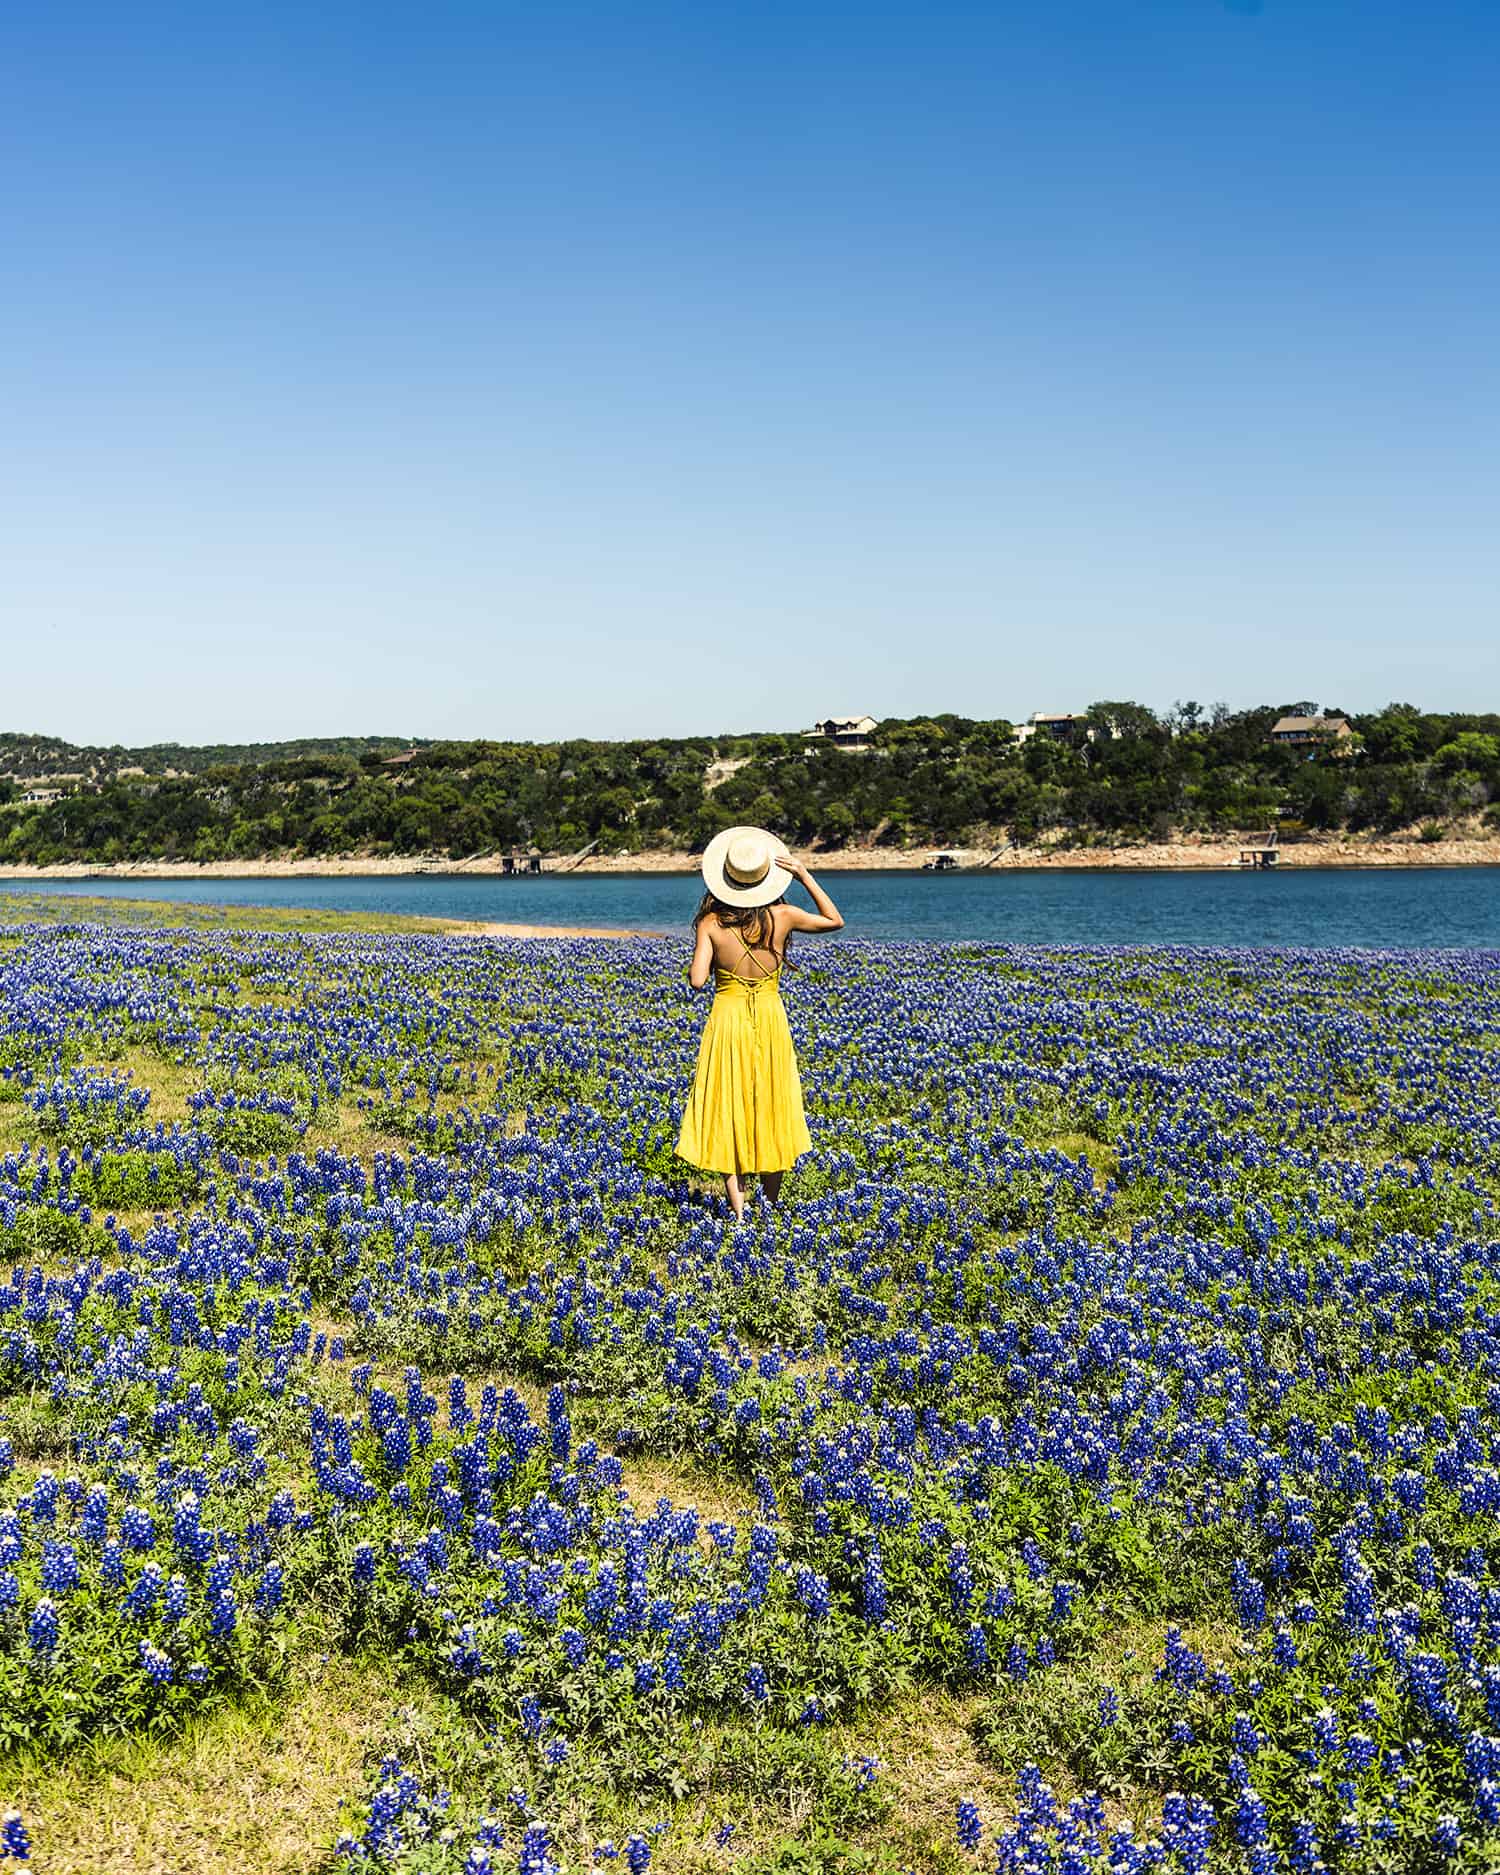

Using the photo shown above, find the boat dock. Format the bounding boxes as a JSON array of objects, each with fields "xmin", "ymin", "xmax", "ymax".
[{"xmin": 1237, "ymin": 829, "xmax": 1280, "ymax": 869}]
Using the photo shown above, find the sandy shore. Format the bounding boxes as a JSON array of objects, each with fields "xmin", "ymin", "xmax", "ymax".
[
  {"xmin": 2, "ymin": 827, "xmax": 1497, "ymax": 881},
  {"xmin": 571, "ymin": 833, "xmax": 1500, "ymax": 872},
  {"xmin": 456, "ymin": 920, "xmax": 663, "ymax": 940}
]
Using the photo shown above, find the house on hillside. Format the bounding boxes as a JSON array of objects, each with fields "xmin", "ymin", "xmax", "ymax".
[
  {"xmin": 1014, "ymin": 711, "xmax": 1091, "ymax": 746},
  {"xmin": 1270, "ymin": 714, "xmax": 1353, "ymax": 756},
  {"xmin": 805, "ymin": 715, "xmax": 878, "ymax": 751}
]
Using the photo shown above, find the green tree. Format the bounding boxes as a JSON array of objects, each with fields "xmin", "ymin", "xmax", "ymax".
[{"xmin": 1434, "ymin": 732, "xmax": 1500, "ymax": 776}]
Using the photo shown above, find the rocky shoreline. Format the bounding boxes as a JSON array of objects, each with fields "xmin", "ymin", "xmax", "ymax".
[{"xmin": 1, "ymin": 828, "xmax": 1497, "ymax": 881}]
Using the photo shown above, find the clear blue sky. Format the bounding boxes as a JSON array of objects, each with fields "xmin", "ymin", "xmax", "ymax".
[{"xmin": 1, "ymin": 1, "xmax": 1496, "ymax": 745}]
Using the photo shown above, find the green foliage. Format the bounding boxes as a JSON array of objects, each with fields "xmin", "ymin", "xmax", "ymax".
[
  {"xmin": 5, "ymin": 705, "xmax": 1500, "ymax": 864},
  {"xmin": 740, "ymin": 1831, "xmax": 905, "ymax": 1875}
]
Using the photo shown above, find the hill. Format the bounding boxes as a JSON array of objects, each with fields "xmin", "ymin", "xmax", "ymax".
[{"xmin": 1, "ymin": 703, "xmax": 1498, "ymax": 866}]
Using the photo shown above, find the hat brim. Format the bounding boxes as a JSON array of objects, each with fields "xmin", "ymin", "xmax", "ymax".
[{"xmin": 700, "ymin": 826, "xmax": 790, "ymax": 908}]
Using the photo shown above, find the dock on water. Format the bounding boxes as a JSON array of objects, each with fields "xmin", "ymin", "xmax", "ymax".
[{"xmin": 1237, "ymin": 828, "xmax": 1281, "ymax": 869}]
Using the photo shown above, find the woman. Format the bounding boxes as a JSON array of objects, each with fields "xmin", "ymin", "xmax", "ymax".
[{"xmin": 676, "ymin": 825, "xmax": 844, "ymax": 1222}]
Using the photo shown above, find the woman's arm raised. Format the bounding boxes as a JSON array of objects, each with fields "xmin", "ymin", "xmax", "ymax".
[
  {"xmin": 687, "ymin": 916, "xmax": 716, "ymax": 989},
  {"xmin": 775, "ymin": 856, "xmax": 844, "ymax": 932}
]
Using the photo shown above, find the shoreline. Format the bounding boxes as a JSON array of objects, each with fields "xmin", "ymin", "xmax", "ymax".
[
  {"xmin": 0, "ymin": 888, "xmax": 657, "ymax": 941},
  {"xmin": 456, "ymin": 920, "xmax": 664, "ymax": 939},
  {"xmin": 2, "ymin": 830, "xmax": 1498, "ymax": 881}
]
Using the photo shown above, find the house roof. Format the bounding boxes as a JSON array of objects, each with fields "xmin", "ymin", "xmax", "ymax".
[
  {"xmin": 1273, "ymin": 715, "xmax": 1351, "ymax": 735},
  {"xmin": 809, "ymin": 715, "xmax": 877, "ymax": 734}
]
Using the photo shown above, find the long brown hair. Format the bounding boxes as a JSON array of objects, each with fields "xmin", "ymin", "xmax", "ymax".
[{"xmin": 692, "ymin": 891, "xmax": 798, "ymax": 969}]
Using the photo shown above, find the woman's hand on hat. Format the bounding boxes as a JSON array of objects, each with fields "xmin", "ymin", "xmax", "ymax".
[{"xmin": 775, "ymin": 854, "xmax": 811, "ymax": 881}]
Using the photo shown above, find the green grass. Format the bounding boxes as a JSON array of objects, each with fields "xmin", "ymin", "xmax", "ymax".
[
  {"xmin": 8, "ymin": 1652, "xmax": 415, "ymax": 1875},
  {"xmin": 0, "ymin": 890, "xmax": 469, "ymax": 936}
]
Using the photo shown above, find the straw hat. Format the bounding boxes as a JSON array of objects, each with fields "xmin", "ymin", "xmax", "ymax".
[{"xmin": 700, "ymin": 825, "xmax": 790, "ymax": 908}]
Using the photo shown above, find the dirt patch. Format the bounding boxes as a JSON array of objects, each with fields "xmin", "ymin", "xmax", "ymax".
[
  {"xmin": 616, "ymin": 1456, "xmax": 760, "ymax": 1534},
  {"xmin": 9, "ymin": 1653, "xmax": 407, "ymax": 1875},
  {"xmin": 830, "ymin": 1688, "xmax": 1002, "ymax": 1867}
]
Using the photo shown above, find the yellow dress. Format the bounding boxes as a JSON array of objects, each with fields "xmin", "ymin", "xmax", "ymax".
[{"xmin": 676, "ymin": 945, "xmax": 812, "ymax": 1176}]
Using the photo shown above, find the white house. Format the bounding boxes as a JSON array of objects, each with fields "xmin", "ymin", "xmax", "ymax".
[
  {"xmin": 1014, "ymin": 711, "xmax": 1093, "ymax": 746},
  {"xmin": 805, "ymin": 715, "xmax": 878, "ymax": 751}
]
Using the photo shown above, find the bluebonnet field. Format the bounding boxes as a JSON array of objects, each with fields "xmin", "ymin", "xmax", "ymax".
[{"xmin": 2, "ymin": 917, "xmax": 1500, "ymax": 1874}]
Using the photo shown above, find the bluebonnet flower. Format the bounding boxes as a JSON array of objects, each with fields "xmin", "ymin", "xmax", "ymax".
[
  {"xmin": 861, "ymin": 1546, "xmax": 887, "ymax": 1621},
  {"xmin": 255, "ymin": 1563, "xmax": 284, "ymax": 1614},
  {"xmin": 1159, "ymin": 1627, "xmax": 1205, "ymax": 1692},
  {"xmin": 164, "ymin": 1574, "xmax": 189, "ymax": 1625},
  {"xmin": 1231, "ymin": 1559, "xmax": 1266, "ymax": 1633},
  {"xmin": 140, "ymin": 1641, "xmax": 174, "ymax": 1684},
  {"xmin": 794, "ymin": 1568, "xmax": 831, "ymax": 1619},
  {"xmin": 2, "ymin": 1811, "xmax": 30, "ymax": 1861},
  {"xmin": 40, "ymin": 1541, "xmax": 79, "ymax": 1596},
  {"xmin": 1233, "ymin": 1783, "xmax": 1270, "ymax": 1849},
  {"xmin": 121, "ymin": 1506, "xmax": 155, "ymax": 1551},
  {"xmin": 1231, "ymin": 1715, "xmax": 1263, "ymax": 1759},
  {"xmin": 947, "ymin": 1544, "xmax": 974, "ymax": 1614},
  {"xmin": 27, "ymin": 1599, "xmax": 59, "ymax": 1656},
  {"xmin": 1343, "ymin": 1732, "xmax": 1377, "ymax": 1775},
  {"xmin": 519, "ymin": 1823, "xmax": 554, "ymax": 1875}
]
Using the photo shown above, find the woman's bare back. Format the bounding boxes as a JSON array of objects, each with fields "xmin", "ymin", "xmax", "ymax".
[{"xmin": 705, "ymin": 906, "xmax": 793, "ymax": 980}]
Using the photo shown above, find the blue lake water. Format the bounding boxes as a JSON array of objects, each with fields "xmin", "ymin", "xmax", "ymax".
[{"xmin": 4, "ymin": 866, "xmax": 1500, "ymax": 949}]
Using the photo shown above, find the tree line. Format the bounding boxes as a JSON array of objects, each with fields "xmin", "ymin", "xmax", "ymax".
[{"xmin": 2, "ymin": 702, "xmax": 1498, "ymax": 866}]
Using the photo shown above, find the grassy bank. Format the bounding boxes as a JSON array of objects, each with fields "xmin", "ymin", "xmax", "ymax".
[
  {"xmin": 0, "ymin": 889, "xmax": 466, "ymax": 935},
  {"xmin": 0, "ymin": 892, "xmax": 654, "ymax": 940}
]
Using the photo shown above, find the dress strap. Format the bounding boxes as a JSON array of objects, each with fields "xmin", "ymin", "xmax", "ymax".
[{"xmin": 732, "ymin": 927, "xmax": 778, "ymax": 981}]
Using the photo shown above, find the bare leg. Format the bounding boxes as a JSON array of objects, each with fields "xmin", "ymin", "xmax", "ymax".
[
  {"xmin": 724, "ymin": 1172, "xmax": 746, "ymax": 1222},
  {"xmin": 760, "ymin": 1171, "xmax": 784, "ymax": 1208}
]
